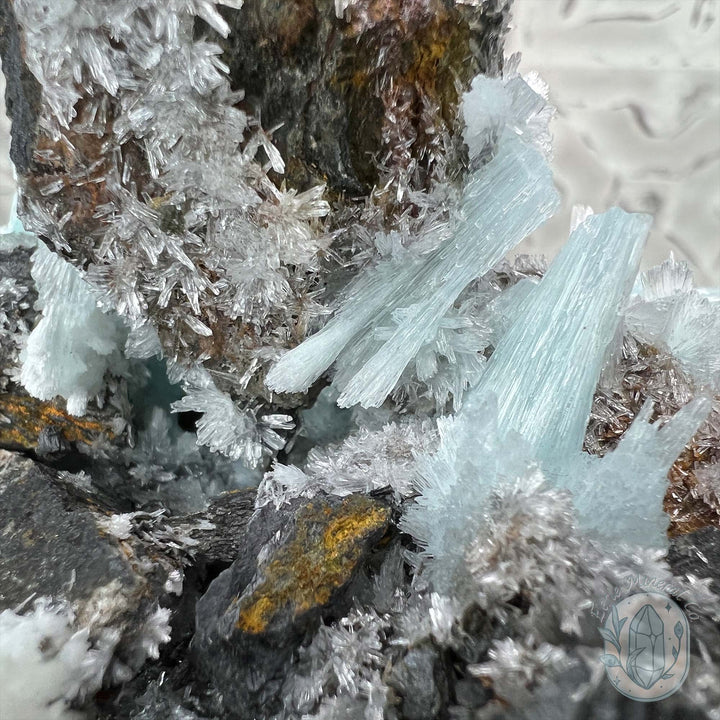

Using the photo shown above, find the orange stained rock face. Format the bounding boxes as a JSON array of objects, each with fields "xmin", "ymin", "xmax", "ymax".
[
  {"xmin": 665, "ymin": 442, "xmax": 719, "ymax": 537},
  {"xmin": 235, "ymin": 495, "xmax": 390, "ymax": 634},
  {"xmin": 0, "ymin": 392, "xmax": 114, "ymax": 450}
]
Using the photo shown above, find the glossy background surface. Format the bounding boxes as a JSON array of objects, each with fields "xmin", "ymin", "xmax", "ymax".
[{"xmin": 506, "ymin": 0, "xmax": 720, "ymax": 286}]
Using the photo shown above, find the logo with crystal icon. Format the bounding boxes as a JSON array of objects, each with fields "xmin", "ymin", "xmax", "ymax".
[{"xmin": 599, "ymin": 592, "xmax": 690, "ymax": 701}]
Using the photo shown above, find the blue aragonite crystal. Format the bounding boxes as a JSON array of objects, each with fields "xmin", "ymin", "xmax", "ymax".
[
  {"xmin": 266, "ymin": 135, "xmax": 559, "ymax": 405},
  {"xmin": 565, "ymin": 396, "xmax": 711, "ymax": 547},
  {"xmin": 628, "ymin": 603, "xmax": 665, "ymax": 689},
  {"xmin": 403, "ymin": 208, "xmax": 711, "ymax": 592},
  {"xmin": 266, "ymin": 74, "xmax": 560, "ymax": 407},
  {"xmin": 459, "ymin": 208, "xmax": 650, "ymax": 461},
  {"xmin": 333, "ymin": 137, "xmax": 559, "ymax": 409}
]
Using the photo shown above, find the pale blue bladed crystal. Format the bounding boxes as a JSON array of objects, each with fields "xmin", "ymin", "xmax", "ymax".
[
  {"xmin": 266, "ymin": 74, "xmax": 560, "ymax": 406},
  {"xmin": 565, "ymin": 395, "xmax": 711, "ymax": 547},
  {"xmin": 334, "ymin": 138, "xmax": 560, "ymax": 409},
  {"xmin": 403, "ymin": 208, "xmax": 711, "ymax": 591},
  {"xmin": 266, "ymin": 136, "xmax": 559, "ymax": 404},
  {"xmin": 459, "ymin": 208, "xmax": 650, "ymax": 460}
]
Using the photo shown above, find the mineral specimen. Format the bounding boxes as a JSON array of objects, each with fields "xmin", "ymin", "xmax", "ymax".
[
  {"xmin": 0, "ymin": 0, "xmax": 718, "ymax": 718},
  {"xmin": 266, "ymin": 73, "xmax": 560, "ymax": 408},
  {"xmin": 20, "ymin": 241, "xmax": 127, "ymax": 416},
  {"xmin": 0, "ymin": 451, "xmax": 179, "ymax": 695},
  {"xmin": 402, "ymin": 207, "xmax": 711, "ymax": 596},
  {"xmin": 192, "ymin": 493, "xmax": 391, "ymax": 718}
]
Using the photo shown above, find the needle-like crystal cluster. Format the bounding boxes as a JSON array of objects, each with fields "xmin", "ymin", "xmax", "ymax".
[
  {"xmin": 9, "ymin": 0, "xmax": 330, "ymax": 457},
  {"xmin": 0, "ymin": 1, "xmax": 718, "ymax": 719},
  {"xmin": 266, "ymin": 74, "xmax": 560, "ymax": 409},
  {"xmin": 20, "ymin": 241, "xmax": 127, "ymax": 416}
]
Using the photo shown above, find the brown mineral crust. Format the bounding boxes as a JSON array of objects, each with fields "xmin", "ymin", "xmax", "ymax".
[
  {"xmin": 0, "ymin": 390, "xmax": 116, "ymax": 452},
  {"xmin": 665, "ymin": 441, "xmax": 720, "ymax": 538},
  {"xmin": 345, "ymin": 0, "xmax": 479, "ymax": 189},
  {"xmin": 1, "ymin": 0, "xmax": 509, "ymax": 396},
  {"xmin": 235, "ymin": 494, "xmax": 391, "ymax": 634},
  {"xmin": 217, "ymin": 0, "xmax": 508, "ymax": 196},
  {"xmin": 29, "ymin": 128, "xmax": 114, "ymax": 248}
]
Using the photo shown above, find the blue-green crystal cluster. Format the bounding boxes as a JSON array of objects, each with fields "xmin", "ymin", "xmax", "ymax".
[{"xmin": 1, "ymin": 3, "xmax": 718, "ymax": 719}]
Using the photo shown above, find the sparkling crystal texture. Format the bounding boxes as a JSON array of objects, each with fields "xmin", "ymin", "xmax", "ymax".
[
  {"xmin": 18, "ymin": 240, "xmax": 126, "ymax": 416},
  {"xmin": 403, "ymin": 207, "xmax": 711, "ymax": 594},
  {"xmin": 1, "ymin": 2, "xmax": 718, "ymax": 718},
  {"xmin": 266, "ymin": 75, "xmax": 560, "ymax": 407},
  {"xmin": 461, "ymin": 208, "xmax": 650, "ymax": 461}
]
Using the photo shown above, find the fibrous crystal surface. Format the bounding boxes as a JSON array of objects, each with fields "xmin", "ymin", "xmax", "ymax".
[
  {"xmin": 0, "ymin": 1, "xmax": 718, "ymax": 719},
  {"xmin": 267, "ymin": 73, "xmax": 560, "ymax": 408}
]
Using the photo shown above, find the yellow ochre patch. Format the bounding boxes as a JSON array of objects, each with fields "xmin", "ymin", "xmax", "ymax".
[
  {"xmin": 0, "ymin": 393, "xmax": 114, "ymax": 450},
  {"xmin": 235, "ymin": 495, "xmax": 389, "ymax": 634}
]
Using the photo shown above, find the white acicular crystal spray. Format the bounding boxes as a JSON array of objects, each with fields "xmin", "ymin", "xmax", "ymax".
[
  {"xmin": 626, "ymin": 257, "xmax": 720, "ymax": 390},
  {"xmin": 19, "ymin": 242, "xmax": 126, "ymax": 415},
  {"xmin": 0, "ymin": 600, "xmax": 114, "ymax": 720},
  {"xmin": 462, "ymin": 72, "xmax": 554, "ymax": 159},
  {"xmin": 170, "ymin": 365, "xmax": 293, "ymax": 466},
  {"xmin": 266, "ymin": 75, "xmax": 560, "ymax": 407}
]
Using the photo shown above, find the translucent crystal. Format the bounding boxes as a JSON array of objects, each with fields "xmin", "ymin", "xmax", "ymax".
[
  {"xmin": 462, "ymin": 72, "xmax": 554, "ymax": 159},
  {"xmin": 256, "ymin": 418, "xmax": 438, "ymax": 508},
  {"xmin": 170, "ymin": 365, "xmax": 293, "ymax": 466},
  {"xmin": 13, "ymin": 0, "xmax": 330, "ymax": 375},
  {"xmin": 4, "ymin": 4, "xmax": 719, "ymax": 716},
  {"xmin": 626, "ymin": 257, "xmax": 720, "ymax": 390},
  {"xmin": 401, "ymin": 394, "xmax": 536, "ymax": 594},
  {"xmin": 565, "ymin": 396, "xmax": 711, "ymax": 547},
  {"xmin": 267, "ymin": 138, "xmax": 558, "ymax": 404},
  {"xmin": 19, "ymin": 242, "xmax": 126, "ymax": 416},
  {"xmin": 469, "ymin": 636, "xmax": 570, "ymax": 710},
  {"xmin": 403, "ymin": 208, "xmax": 710, "ymax": 594},
  {"xmin": 282, "ymin": 607, "xmax": 388, "ymax": 716},
  {"xmin": 461, "ymin": 208, "xmax": 650, "ymax": 461},
  {"xmin": 266, "ymin": 75, "xmax": 560, "ymax": 407},
  {"xmin": 124, "ymin": 407, "xmax": 261, "ymax": 512}
]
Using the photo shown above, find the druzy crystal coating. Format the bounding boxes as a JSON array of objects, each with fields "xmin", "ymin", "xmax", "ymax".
[{"xmin": 0, "ymin": 1, "xmax": 718, "ymax": 719}]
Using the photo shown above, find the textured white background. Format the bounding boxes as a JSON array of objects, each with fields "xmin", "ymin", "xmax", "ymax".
[
  {"xmin": 506, "ymin": 0, "xmax": 720, "ymax": 286},
  {"xmin": 1, "ymin": 0, "xmax": 719, "ymax": 284}
]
